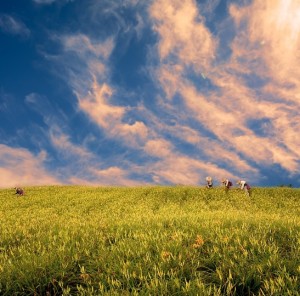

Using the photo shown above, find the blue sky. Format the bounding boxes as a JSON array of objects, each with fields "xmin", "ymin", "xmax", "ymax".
[{"xmin": 0, "ymin": 0, "xmax": 300, "ymax": 188}]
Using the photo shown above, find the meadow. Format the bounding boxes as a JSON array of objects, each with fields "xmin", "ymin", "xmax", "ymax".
[{"xmin": 0, "ymin": 186, "xmax": 299, "ymax": 295}]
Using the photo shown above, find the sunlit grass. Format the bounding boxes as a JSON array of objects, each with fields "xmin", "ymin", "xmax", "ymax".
[{"xmin": 0, "ymin": 186, "xmax": 299, "ymax": 295}]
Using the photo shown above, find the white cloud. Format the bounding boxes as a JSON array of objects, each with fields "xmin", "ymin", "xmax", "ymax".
[
  {"xmin": 79, "ymin": 81, "xmax": 149, "ymax": 147},
  {"xmin": 54, "ymin": 32, "xmax": 152, "ymax": 149},
  {"xmin": 62, "ymin": 34, "xmax": 114, "ymax": 59},
  {"xmin": 49, "ymin": 127, "xmax": 94, "ymax": 160},
  {"xmin": 149, "ymin": 0, "xmax": 300, "ymax": 177},
  {"xmin": 144, "ymin": 139, "xmax": 173, "ymax": 158},
  {"xmin": 58, "ymin": 26, "xmax": 259, "ymax": 184},
  {"xmin": 134, "ymin": 13, "xmax": 146, "ymax": 40},
  {"xmin": 150, "ymin": 0, "xmax": 216, "ymax": 66},
  {"xmin": 0, "ymin": 144, "xmax": 59, "ymax": 188},
  {"xmin": 148, "ymin": 153, "xmax": 236, "ymax": 185},
  {"xmin": 0, "ymin": 14, "xmax": 30, "ymax": 37},
  {"xmin": 41, "ymin": 0, "xmax": 299, "ymax": 186}
]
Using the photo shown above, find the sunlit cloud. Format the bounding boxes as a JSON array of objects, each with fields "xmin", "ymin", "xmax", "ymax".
[
  {"xmin": 0, "ymin": 144, "xmax": 59, "ymax": 188},
  {"xmin": 149, "ymin": 0, "xmax": 300, "ymax": 178},
  {"xmin": 3, "ymin": 0, "xmax": 299, "ymax": 187},
  {"xmin": 31, "ymin": 0, "xmax": 299, "ymax": 186},
  {"xmin": 79, "ymin": 83, "xmax": 125, "ymax": 129},
  {"xmin": 149, "ymin": 153, "xmax": 235, "ymax": 185},
  {"xmin": 56, "ymin": 31, "xmax": 153, "ymax": 150},
  {"xmin": 227, "ymin": 0, "xmax": 300, "ymax": 171},
  {"xmin": 144, "ymin": 138, "xmax": 173, "ymax": 158},
  {"xmin": 62, "ymin": 34, "xmax": 114, "ymax": 60},
  {"xmin": 229, "ymin": 0, "xmax": 300, "ymax": 98},
  {"xmin": 79, "ymin": 81, "xmax": 149, "ymax": 147},
  {"xmin": 49, "ymin": 127, "xmax": 94, "ymax": 160},
  {"xmin": 150, "ymin": 0, "xmax": 216, "ymax": 66},
  {"xmin": 88, "ymin": 166, "xmax": 143, "ymax": 186},
  {"xmin": 59, "ymin": 4, "xmax": 261, "ymax": 184}
]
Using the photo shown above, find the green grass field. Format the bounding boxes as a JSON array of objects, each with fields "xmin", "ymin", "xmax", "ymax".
[{"xmin": 0, "ymin": 186, "xmax": 299, "ymax": 295}]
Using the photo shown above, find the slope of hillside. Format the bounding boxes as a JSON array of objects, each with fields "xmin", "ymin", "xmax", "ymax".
[{"xmin": 0, "ymin": 186, "xmax": 299, "ymax": 295}]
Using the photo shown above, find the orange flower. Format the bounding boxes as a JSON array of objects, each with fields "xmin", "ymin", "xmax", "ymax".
[
  {"xmin": 161, "ymin": 251, "xmax": 172, "ymax": 260},
  {"xmin": 193, "ymin": 235, "xmax": 204, "ymax": 248},
  {"xmin": 80, "ymin": 273, "xmax": 90, "ymax": 281}
]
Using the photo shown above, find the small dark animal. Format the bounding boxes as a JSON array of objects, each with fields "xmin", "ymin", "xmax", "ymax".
[{"xmin": 15, "ymin": 187, "xmax": 24, "ymax": 196}]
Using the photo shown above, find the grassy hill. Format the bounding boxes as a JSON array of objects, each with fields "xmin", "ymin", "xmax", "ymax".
[{"xmin": 0, "ymin": 186, "xmax": 299, "ymax": 295}]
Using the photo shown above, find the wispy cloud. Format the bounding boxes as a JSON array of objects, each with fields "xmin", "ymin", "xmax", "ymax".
[
  {"xmin": 148, "ymin": 153, "xmax": 235, "ymax": 185},
  {"xmin": 25, "ymin": 91, "xmax": 146, "ymax": 185},
  {"xmin": 33, "ymin": 0, "xmax": 299, "ymax": 186},
  {"xmin": 149, "ymin": 0, "xmax": 300, "ymax": 178},
  {"xmin": 79, "ymin": 81, "xmax": 149, "ymax": 147},
  {"xmin": 56, "ymin": 32, "xmax": 151, "ymax": 149},
  {"xmin": 0, "ymin": 14, "xmax": 30, "ymax": 38},
  {"xmin": 54, "ymin": 8, "xmax": 255, "ymax": 185},
  {"xmin": 150, "ymin": 0, "xmax": 216, "ymax": 66},
  {"xmin": 86, "ymin": 166, "xmax": 143, "ymax": 186},
  {"xmin": 62, "ymin": 34, "xmax": 114, "ymax": 60},
  {"xmin": 25, "ymin": 92, "xmax": 69, "ymax": 128},
  {"xmin": 49, "ymin": 127, "xmax": 94, "ymax": 160},
  {"xmin": 48, "ymin": 127, "xmax": 132, "ymax": 185},
  {"xmin": 0, "ymin": 144, "xmax": 59, "ymax": 188},
  {"xmin": 226, "ymin": 0, "xmax": 300, "ymax": 171}
]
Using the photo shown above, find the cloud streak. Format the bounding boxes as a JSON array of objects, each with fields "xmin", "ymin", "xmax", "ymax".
[
  {"xmin": 0, "ymin": 144, "xmax": 59, "ymax": 188},
  {"xmin": 10, "ymin": 0, "xmax": 298, "ymax": 186},
  {"xmin": 25, "ymin": 91, "xmax": 141, "ymax": 186},
  {"xmin": 0, "ymin": 14, "xmax": 30, "ymax": 38},
  {"xmin": 149, "ymin": 0, "xmax": 300, "ymax": 179}
]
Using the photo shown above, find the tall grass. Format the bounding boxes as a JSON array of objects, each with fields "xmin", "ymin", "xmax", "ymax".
[{"xmin": 0, "ymin": 186, "xmax": 299, "ymax": 295}]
